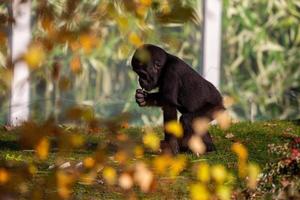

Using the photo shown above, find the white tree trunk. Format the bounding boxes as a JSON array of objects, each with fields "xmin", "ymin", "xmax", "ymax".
[
  {"xmin": 9, "ymin": 0, "xmax": 31, "ymax": 126},
  {"xmin": 202, "ymin": 0, "xmax": 222, "ymax": 89}
]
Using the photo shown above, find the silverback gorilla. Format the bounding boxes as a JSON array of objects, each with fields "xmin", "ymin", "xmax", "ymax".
[{"xmin": 131, "ymin": 44, "xmax": 224, "ymax": 154}]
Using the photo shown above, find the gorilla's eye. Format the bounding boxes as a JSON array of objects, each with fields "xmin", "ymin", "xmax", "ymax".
[
  {"xmin": 139, "ymin": 72, "xmax": 147, "ymax": 80},
  {"xmin": 140, "ymin": 74, "xmax": 147, "ymax": 80}
]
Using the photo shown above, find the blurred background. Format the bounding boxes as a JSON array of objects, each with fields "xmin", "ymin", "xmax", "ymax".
[{"xmin": 0, "ymin": 0, "xmax": 299, "ymax": 125}]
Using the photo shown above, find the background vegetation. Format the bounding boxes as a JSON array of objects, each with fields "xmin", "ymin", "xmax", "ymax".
[
  {"xmin": 1, "ymin": 0, "xmax": 299, "ymax": 124},
  {"xmin": 222, "ymin": 0, "xmax": 300, "ymax": 120}
]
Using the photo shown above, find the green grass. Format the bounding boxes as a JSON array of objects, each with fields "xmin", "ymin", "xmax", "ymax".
[{"xmin": 0, "ymin": 120, "xmax": 300, "ymax": 199}]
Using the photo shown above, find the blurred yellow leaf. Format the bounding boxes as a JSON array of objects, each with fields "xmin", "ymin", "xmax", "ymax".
[
  {"xmin": 119, "ymin": 173, "xmax": 133, "ymax": 190},
  {"xmin": 170, "ymin": 155, "xmax": 187, "ymax": 177},
  {"xmin": 28, "ymin": 164, "xmax": 37, "ymax": 175},
  {"xmin": 35, "ymin": 137, "xmax": 49, "ymax": 160},
  {"xmin": 79, "ymin": 33, "xmax": 99, "ymax": 54},
  {"xmin": 56, "ymin": 170, "xmax": 74, "ymax": 199},
  {"xmin": 0, "ymin": 168, "xmax": 9, "ymax": 184},
  {"xmin": 83, "ymin": 157, "xmax": 95, "ymax": 168},
  {"xmin": 70, "ymin": 41, "xmax": 81, "ymax": 52},
  {"xmin": 134, "ymin": 145, "xmax": 144, "ymax": 158},
  {"xmin": 121, "ymin": 121, "xmax": 129, "ymax": 129},
  {"xmin": 116, "ymin": 133, "xmax": 128, "ymax": 141},
  {"xmin": 238, "ymin": 160, "xmax": 248, "ymax": 178},
  {"xmin": 143, "ymin": 132, "xmax": 160, "ymax": 151},
  {"xmin": 140, "ymin": 0, "xmax": 152, "ymax": 7},
  {"xmin": 190, "ymin": 183, "xmax": 210, "ymax": 200},
  {"xmin": 247, "ymin": 163, "xmax": 260, "ymax": 189},
  {"xmin": 114, "ymin": 151, "xmax": 128, "ymax": 164},
  {"xmin": 160, "ymin": 0, "xmax": 171, "ymax": 14},
  {"xmin": 117, "ymin": 16, "xmax": 129, "ymax": 33},
  {"xmin": 231, "ymin": 143, "xmax": 248, "ymax": 160},
  {"xmin": 165, "ymin": 121, "xmax": 183, "ymax": 138},
  {"xmin": 70, "ymin": 134, "xmax": 85, "ymax": 148},
  {"xmin": 70, "ymin": 56, "xmax": 81, "ymax": 74},
  {"xmin": 193, "ymin": 118, "xmax": 210, "ymax": 136},
  {"xmin": 197, "ymin": 162, "xmax": 210, "ymax": 183},
  {"xmin": 134, "ymin": 162, "xmax": 154, "ymax": 192},
  {"xmin": 211, "ymin": 165, "xmax": 227, "ymax": 183},
  {"xmin": 80, "ymin": 171, "xmax": 97, "ymax": 185},
  {"xmin": 136, "ymin": 5, "xmax": 148, "ymax": 17},
  {"xmin": 40, "ymin": 17, "xmax": 55, "ymax": 34},
  {"xmin": 216, "ymin": 185, "xmax": 231, "ymax": 200},
  {"xmin": 129, "ymin": 32, "xmax": 143, "ymax": 47},
  {"xmin": 103, "ymin": 166, "xmax": 117, "ymax": 185},
  {"xmin": 223, "ymin": 96, "xmax": 235, "ymax": 108},
  {"xmin": 24, "ymin": 43, "xmax": 45, "ymax": 69},
  {"xmin": 188, "ymin": 136, "xmax": 206, "ymax": 155},
  {"xmin": 214, "ymin": 111, "xmax": 231, "ymax": 130},
  {"xmin": 153, "ymin": 154, "xmax": 171, "ymax": 174}
]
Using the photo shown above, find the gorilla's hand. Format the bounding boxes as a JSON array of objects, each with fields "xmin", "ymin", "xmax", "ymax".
[{"xmin": 135, "ymin": 89, "xmax": 148, "ymax": 107}]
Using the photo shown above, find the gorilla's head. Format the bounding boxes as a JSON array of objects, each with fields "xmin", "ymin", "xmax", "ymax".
[{"xmin": 131, "ymin": 44, "xmax": 168, "ymax": 91}]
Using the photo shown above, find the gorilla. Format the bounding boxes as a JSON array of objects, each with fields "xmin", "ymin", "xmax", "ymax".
[{"xmin": 131, "ymin": 44, "xmax": 224, "ymax": 154}]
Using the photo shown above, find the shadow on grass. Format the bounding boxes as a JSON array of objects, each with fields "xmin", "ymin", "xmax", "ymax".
[
  {"xmin": 291, "ymin": 119, "xmax": 300, "ymax": 126},
  {"xmin": 0, "ymin": 140, "xmax": 20, "ymax": 151}
]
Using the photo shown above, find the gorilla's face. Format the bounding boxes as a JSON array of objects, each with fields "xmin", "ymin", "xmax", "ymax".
[{"xmin": 131, "ymin": 44, "xmax": 167, "ymax": 91}]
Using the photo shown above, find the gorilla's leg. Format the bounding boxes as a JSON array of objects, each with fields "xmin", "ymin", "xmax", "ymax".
[
  {"xmin": 179, "ymin": 113, "xmax": 216, "ymax": 153},
  {"xmin": 161, "ymin": 104, "xmax": 179, "ymax": 155}
]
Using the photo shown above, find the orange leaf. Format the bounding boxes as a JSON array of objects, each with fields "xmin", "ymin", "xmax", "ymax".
[
  {"xmin": 35, "ymin": 137, "xmax": 49, "ymax": 160},
  {"xmin": 24, "ymin": 43, "xmax": 45, "ymax": 69},
  {"xmin": 129, "ymin": 32, "xmax": 143, "ymax": 47},
  {"xmin": 0, "ymin": 168, "xmax": 9, "ymax": 184},
  {"xmin": 165, "ymin": 121, "xmax": 183, "ymax": 138},
  {"xmin": 70, "ymin": 56, "xmax": 81, "ymax": 74},
  {"xmin": 83, "ymin": 157, "xmax": 96, "ymax": 168}
]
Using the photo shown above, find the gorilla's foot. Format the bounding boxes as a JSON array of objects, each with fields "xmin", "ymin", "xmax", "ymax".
[
  {"xmin": 201, "ymin": 132, "xmax": 217, "ymax": 152},
  {"xmin": 160, "ymin": 138, "xmax": 179, "ymax": 155},
  {"xmin": 204, "ymin": 142, "xmax": 216, "ymax": 152}
]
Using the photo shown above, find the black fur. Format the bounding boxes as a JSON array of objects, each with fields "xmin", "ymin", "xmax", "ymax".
[{"xmin": 131, "ymin": 44, "xmax": 224, "ymax": 154}]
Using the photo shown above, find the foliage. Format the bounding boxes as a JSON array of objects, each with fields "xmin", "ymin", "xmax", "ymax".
[
  {"xmin": 257, "ymin": 136, "xmax": 300, "ymax": 199},
  {"xmin": 222, "ymin": 0, "xmax": 300, "ymax": 120},
  {"xmin": 1, "ymin": 0, "xmax": 300, "ymax": 123}
]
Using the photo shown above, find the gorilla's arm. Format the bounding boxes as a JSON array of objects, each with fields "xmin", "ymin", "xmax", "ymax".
[
  {"xmin": 135, "ymin": 67, "xmax": 181, "ymax": 108},
  {"xmin": 135, "ymin": 89, "xmax": 164, "ymax": 107}
]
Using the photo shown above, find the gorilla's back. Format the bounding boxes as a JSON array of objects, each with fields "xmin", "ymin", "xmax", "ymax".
[{"xmin": 168, "ymin": 55, "xmax": 223, "ymax": 113}]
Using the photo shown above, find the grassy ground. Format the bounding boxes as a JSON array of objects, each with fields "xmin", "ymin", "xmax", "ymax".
[{"xmin": 0, "ymin": 120, "xmax": 300, "ymax": 199}]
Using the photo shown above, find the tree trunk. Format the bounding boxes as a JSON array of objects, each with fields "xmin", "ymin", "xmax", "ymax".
[{"xmin": 9, "ymin": 0, "xmax": 31, "ymax": 126}]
